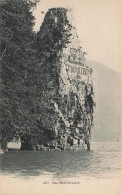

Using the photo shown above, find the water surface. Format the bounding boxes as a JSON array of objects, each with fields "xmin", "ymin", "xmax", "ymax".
[{"xmin": 0, "ymin": 142, "xmax": 122, "ymax": 195}]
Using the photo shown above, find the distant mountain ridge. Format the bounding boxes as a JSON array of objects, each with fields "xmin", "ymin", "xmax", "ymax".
[{"xmin": 87, "ymin": 60, "xmax": 121, "ymax": 142}]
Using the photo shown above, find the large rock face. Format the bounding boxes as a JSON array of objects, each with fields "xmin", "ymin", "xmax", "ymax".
[{"xmin": 34, "ymin": 8, "xmax": 95, "ymax": 150}]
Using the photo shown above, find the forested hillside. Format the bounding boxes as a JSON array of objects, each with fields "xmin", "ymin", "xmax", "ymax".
[{"xmin": 0, "ymin": 0, "xmax": 41, "ymax": 149}]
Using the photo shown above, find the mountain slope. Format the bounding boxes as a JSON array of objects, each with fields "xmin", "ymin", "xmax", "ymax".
[{"xmin": 87, "ymin": 60, "xmax": 121, "ymax": 141}]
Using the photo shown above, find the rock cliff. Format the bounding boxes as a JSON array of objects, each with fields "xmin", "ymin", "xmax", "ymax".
[{"xmin": 31, "ymin": 8, "xmax": 95, "ymax": 151}]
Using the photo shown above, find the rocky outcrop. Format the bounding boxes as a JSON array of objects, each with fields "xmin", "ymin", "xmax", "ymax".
[{"xmin": 20, "ymin": 8, "xmax": 95, "ymax": 151}]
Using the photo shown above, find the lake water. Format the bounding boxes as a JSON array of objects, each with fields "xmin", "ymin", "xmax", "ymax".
[{"xmin": 0, "ymin": 142, "xmax": 122, "ymax": 195}]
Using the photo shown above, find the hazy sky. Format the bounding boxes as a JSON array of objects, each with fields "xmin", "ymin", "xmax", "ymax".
[{"xmin": 33, "ymin": 0, "xmax": 122, "ymax": 72}]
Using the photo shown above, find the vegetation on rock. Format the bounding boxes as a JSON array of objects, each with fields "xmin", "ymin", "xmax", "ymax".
[{"xmin": 0, "ymin": 3, "xmax": 95, "ymax": 150}]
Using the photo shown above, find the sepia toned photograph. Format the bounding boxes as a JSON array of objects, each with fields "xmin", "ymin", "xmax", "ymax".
[{"xmin": 0, "ymin": 0, "xmax": 122, "ymax": 194}]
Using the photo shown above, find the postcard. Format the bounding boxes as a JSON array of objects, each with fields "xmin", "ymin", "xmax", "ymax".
[{"xmin": 0, "ymin": 0, "xmax": 122, "ymax": 195}]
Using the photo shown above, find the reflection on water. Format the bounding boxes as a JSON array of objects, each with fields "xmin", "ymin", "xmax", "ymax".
[{"xmin": 0, "ymin": 142, "xmax": 122, "ymax": 180}]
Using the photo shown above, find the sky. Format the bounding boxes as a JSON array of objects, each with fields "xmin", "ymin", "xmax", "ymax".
[{"xmin": 33, "ymin": 0, "xmax": 122, "ymax": 73}]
